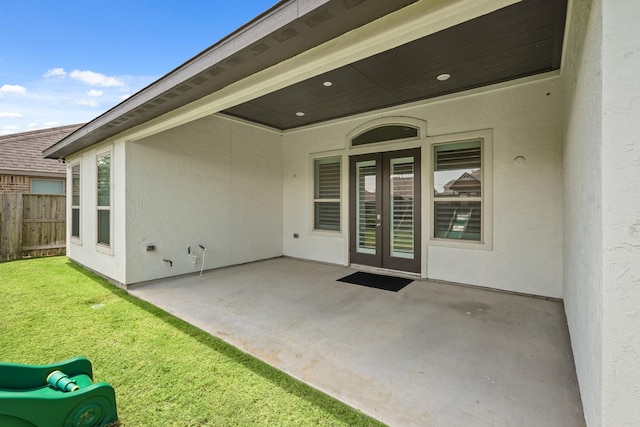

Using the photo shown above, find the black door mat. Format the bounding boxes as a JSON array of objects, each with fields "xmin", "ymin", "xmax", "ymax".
[{"xmin": 337, "ymin": 271, "xmax": 413, "ymax": 292}]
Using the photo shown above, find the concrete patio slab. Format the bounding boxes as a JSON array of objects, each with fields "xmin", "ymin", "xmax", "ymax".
[{"xmin": 128, "ymin": 257, "xmax": 585, "ymax": 427}]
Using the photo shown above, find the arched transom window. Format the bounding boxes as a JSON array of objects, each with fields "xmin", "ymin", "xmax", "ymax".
[{"xmin": 349, "ymin": 119, "xmax": 422, "ymax": 147}]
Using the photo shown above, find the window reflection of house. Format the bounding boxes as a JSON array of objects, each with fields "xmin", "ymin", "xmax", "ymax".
[
  {"xmin": 434, "ymin": 169, "xmax": 481, "ymax": 240},
  {"xmin": 436, "ymin": 169, "xmax": 481, "ymax": 197}
]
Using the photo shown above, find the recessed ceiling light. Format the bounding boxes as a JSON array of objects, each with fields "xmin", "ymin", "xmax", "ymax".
[
  {"xmin": 296, "ymin": 112, "xmax": 305, "ymax": 117},
  {"xmin": 323, "ymin": 81, "xmax": 333, "ymax": 87},
  {"xmin": 437, "ymin": 73, "xmax": 451, "ymax": 81}
]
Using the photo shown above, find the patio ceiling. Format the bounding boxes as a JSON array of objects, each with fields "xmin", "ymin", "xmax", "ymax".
[{"xmin": 224, "ymin": 0, "xmax": 568, "ymax": 129}]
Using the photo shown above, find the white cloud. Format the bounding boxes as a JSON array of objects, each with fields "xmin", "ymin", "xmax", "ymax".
[
  {"xmin": 69, "ymin": 70, "xmax": 124, "ymax": 87},
  {"xmin": 0, "ymin": 112, "xmax": 23, "ymax": 118},
  {"xmin": 119, "ymin": 94, "xmax": 131, "ymax": 100},
  {"xmin": 0, "ymin": 84, "xmax": 27, "ymax": 95},
  {"xmin": 2, "ymin": 125, "xmax": 18, "ymax": 130},
  {"xmin": 75, "ymin": 99, "xmax": 99, "ymax": 107},
  {"xmin": 44, "ymin": 68, "xmax": 67, "ymax": 78},
  {"xmin": 0, "ymin": 125, "xmax": 19, "ymax": 135},
  {"xmin": 0, "ymin": 71, "xmax": 156, "ymax": 135}
]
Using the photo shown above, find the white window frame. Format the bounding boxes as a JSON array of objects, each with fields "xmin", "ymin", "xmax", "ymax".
[
  {"xmin": 310, "ymin": 154, "xmax": 343, "ymax": 235},
  {"xmin": 427, "ymin": 130, "xmax": 493, "ymax": 251},
  {"xmin": 96, "ymin": 149, "xmax": 113, "ymax": 254},
  {"xmin": 70, "ymin": 162, "xmax": 81, "ymax": 244}
]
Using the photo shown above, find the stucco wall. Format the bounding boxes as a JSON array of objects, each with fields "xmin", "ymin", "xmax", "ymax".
[
  {"xmin": 563, "ymin": 0, "xmax": 640, "ymax": 425},
  {"xmin": 66, "ymin": 142, "xmax": 128, "ymax": 285},
  {"xmin": 562, "ymin": 0, "xmax": 602, "ymax": 424},
  {"xmin": 601, "ymin": 1, "xmax": 640, "ymax": 424},
  {"xmin": 283, "ymin": 77, "xmax": 564, "ymax": 298},
  {"xmin": 124, "ymin": 115, "xmax": 283, "ymax": 284}
]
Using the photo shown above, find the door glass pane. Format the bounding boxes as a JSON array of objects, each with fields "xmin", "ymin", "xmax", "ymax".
[
  {"xmin": 356, "ymin": 160, "xmax": 376, "ymax": 254},
  {"xmin": 390, "ymin": 157, "xmax": 414, "ymax": 259},
  {"xmin": 434, "ymin": 140, "xmax": 481, "ymax": 198}
]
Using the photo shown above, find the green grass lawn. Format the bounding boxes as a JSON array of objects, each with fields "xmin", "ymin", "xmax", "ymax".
[{"xmin": 1, "ymin": 257, "xmax": 384, "ymax": 426}]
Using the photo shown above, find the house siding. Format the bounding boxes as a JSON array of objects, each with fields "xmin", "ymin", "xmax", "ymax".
[{"xmin": 283, "ymin": 76, "xmax": 564, "ymax": 298}]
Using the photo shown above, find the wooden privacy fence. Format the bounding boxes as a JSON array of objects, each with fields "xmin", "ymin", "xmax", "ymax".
[{"xmin": 0, "ymin": 193, "xmax": 66, "ymax": 261}]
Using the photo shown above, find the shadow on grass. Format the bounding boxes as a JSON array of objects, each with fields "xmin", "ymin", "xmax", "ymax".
[{"xmin": 64, "ymin": 260, "xmax": 382, "ymax": 426}]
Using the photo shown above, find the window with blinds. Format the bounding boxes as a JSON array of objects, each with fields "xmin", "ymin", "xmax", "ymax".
[
  {"xmin": 355, "ymin": 160, "xmax": 376, "ymax": 253},
  {"xmin": 390, "ymin": 157, "xmax": 415, "ymax": 258},
  {"xmin": 433, "ymin": 140, "xmax": 482, "ymax": 241},
  {"xmin": 71, "ymin": 164, "xmax": 80, "ymax": 239},
  {"xmin": 97, "ymin": 152, "xmax": 111, "ymax": 246},
  {"xmin": 314, "ymin": 156, "xmax": 341, "ymax": 231}
]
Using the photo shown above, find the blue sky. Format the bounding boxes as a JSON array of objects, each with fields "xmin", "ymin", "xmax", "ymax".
[{"xmin": 0, "ymin": 1, "xmax": 277, "ymax": 135}]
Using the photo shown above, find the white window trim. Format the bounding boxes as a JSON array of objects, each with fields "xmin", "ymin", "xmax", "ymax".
[
  {"xmin": 96, "ymin": 149, "xmax": 113, "ymax": 255},
  {"xmin": 426, "ymin": 129, "xmax": 493, "ymax": 251},
  {"xmin": 309, "ymin": 152, "xmax": 344, "ymax": 236},
  {"xmin": 69, "ymin": 162, "xmax": 82, "ymax": 245}
]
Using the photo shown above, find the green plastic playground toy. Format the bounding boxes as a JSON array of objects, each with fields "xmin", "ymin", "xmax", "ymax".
[{"xmin": 0, "ymin": 357, "xmax": 118, "ymax": 427}]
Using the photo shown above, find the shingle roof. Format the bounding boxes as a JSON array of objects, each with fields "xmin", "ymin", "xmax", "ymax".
[{"xmin": 0, "ymin": 124, "xmax": 84, "ymax": 176}]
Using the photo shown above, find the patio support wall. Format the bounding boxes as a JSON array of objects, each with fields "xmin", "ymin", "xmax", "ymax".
[
  {"xmin": 562, "ymin": 0, "xmax": 602, "ymax": 424},
  {"xmin": 600, "ymin": 0, "xmax": 640, "ymax": 424},
  {"xmin": 563, "ymin": 0, "xmax": 640, "ymax": 425},
  {"xmin": 123, "ymin": 115, "xmax": 283, "ymax": 284}
]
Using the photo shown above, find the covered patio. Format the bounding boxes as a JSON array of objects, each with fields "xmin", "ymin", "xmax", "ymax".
[{"xmin": 128, "ymin": 257, "xmax": 584, "ymax": 426}]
